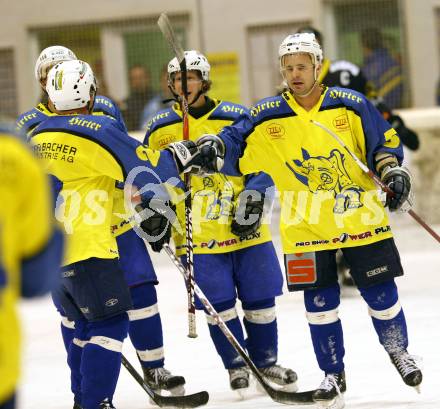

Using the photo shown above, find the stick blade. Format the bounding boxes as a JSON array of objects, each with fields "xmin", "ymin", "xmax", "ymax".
[
  {"xmin": 155, "ymin": 390, "xmax": 209, "ymax": 408},
  {"xmin": 157, "ymin": 13, "xmax": 185, "ymax": 63},
  {"xmin": 265, "ymin": 386, "xmax": 316, "ymax": 405}
]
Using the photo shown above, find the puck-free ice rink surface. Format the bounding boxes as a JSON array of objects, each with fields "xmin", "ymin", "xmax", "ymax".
[{"xmin": 17, "ymin": 217, "xmax": 440, "ymax": 409}]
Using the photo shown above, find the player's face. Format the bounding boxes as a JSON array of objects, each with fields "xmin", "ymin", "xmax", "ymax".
[
  {"xmin": 173, "ymin": 71, "xmax": 204, "ymax": 104},
  {"xmin": 281, "ymin": 53, "xmax": 317, "ymax": 96}
]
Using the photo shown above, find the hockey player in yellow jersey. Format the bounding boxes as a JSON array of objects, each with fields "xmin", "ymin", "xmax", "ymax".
[
  {"xmin": 19, "ymin": 46, "xmax": 186, "ymax": 406},
  {"xmin": 30, "ymin": 59, "xmax": 200, "ymax": 409},
  {"xmin": 194, "ymin": 33, "xmax": 422, "ymax": 408},
  {"xmin": 0, "ymin": 125, "xmax": 63, "ymax": 409},
  {"xmin": 145, "ymin": 50, "xmax": 297, "ymax": 394}
]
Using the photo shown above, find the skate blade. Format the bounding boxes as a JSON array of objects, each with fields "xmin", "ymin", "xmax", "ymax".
[
  {"xmin": 316, "ymin": 394, "xmax": 345, "ymax": 409},
  {"xmin": 413, "ymin": 384, "xmax": 421, "ymax": 394},
  {"xmin": 169, "ymin": 385, "xmax": 186, "ymax": 396},
  {"xmin": 233, "ymin": 386, "xmax": 250, "ymax": 400}
]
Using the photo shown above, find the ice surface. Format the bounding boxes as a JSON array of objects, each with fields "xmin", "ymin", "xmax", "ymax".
[{"xmin": 17, "ymin": 219, "xmax": 440, "ymax": 408}]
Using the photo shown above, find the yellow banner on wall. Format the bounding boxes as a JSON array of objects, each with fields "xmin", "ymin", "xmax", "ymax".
[{"xmin": 206, "ymin": 52, "xmax": 241, "ymax": 104}]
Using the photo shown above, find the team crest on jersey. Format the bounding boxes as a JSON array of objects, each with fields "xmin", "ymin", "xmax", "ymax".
[
  {"xmin": 157, "ymin": 134, "xmax": 175, "ymax": 148},
  {"xmin": 136, "ymin": 145, "xmax": 160, "ymax": 166},
  {"xmin": 266, "ymin": 122, "xmax": 285, "ymax": 139},
  {"xmin": 332, "ymin": 114, "xmax": 349, "ymax": 131},
  {"xmin": 286, "ymin": 148, "xmax": 364, "ymax": 214}
]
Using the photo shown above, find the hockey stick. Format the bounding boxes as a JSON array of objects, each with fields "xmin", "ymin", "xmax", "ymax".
[
  {"xmin": 158, "ymin": 12, "xmax": 197, "ymax": 337},
  {"xmin": 162, "ymin": 243, "xmax": 316, "ymax": 405},
  {"xmin": 121, "ymin": 354, "xmax": 209, "ymax": 408},
  {"xmin": 311, "ymin": 119, "xmax": 440, "ymax": 243}
]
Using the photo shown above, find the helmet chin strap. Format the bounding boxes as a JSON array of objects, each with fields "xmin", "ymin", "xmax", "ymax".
[{"xmin": 289, "ymin": 80, "xmax": 319, "ymax": 98}]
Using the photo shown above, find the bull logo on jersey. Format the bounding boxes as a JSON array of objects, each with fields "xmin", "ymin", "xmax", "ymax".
[
  {"xmin": 286, "ymin": 148, "xmax": 364, "ymax": 213},
  {"xmin": 193, "ymin": 176, "xmax": 235, "ymax": 220}
]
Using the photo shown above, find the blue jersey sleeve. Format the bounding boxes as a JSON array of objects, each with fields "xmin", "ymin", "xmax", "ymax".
[
  {"xmin": 94, "ymin": 95, "xmax": 128, "ymax": 133},
  {"xmin": 244, "ymin": 172, "xmax": 274, "ymax": 194},
  {"xmin": 360, "ymin": 97, "xmax": 404, "ymax": 172},
  {"xmin": 21, "ymin": 228, "xmax": 64, "ymax": 297},
  {"xmin": 218, "ymin": 111, "xmax": 255, "ymax": 176}
]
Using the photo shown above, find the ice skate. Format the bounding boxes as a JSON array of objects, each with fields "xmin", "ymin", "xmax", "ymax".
[
  {"xmin": 143, "ymin": 367, "xmax": 186, "ymax": 396},
  {"xmin": 259, "ymin": 363, "xmax": 298, "ymax": 392},
  {"xmin": 228, "ymin": 367, "xmax": 250, "ymax": 399},
  {"xmin": 99, "ymin": 399, "xmax": 115, "ymax": 409},
  {"xmin": 390, "ymin": 350, "xmax": 423, "ymax": 392},
  {"xmin": 313, "ymin": 371, "xmax": 346, "ymax": 409}
]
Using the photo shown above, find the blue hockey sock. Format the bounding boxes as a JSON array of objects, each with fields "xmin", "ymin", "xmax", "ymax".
[
  {"xmin": 242, "ymin": 298, "xmax": 278, "ymax": 368},
  {"xmin": 206, "ymin": 299, "xmax": 246, "ymax": 369},
  {"xmin": 60, "ymin": 317, "xmax": 75, "ymax": 352},
  {"xmin": 359, "ymin": 279, "xmax": 408, "ymax": 353},
  {"xmin": 67, "ymin": 318, "xmax": 88, "ymax": 405},
  {"xmin": 128, "ymin": 283, "xmax": 164, "ymax": 369},
  {"xmin": 304, "ymin": 284, "xmax": 345, "ymax": 374},
  {"xmin": 81, "ymin": 313, "xmax": 129, "ymax": 409}
]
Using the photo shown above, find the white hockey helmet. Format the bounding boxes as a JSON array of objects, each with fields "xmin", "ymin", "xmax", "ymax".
[
  {"xmin": 46, "ymin": 60, "xmax": 97, "ymax": 111},
  {"xmin": 168, "ymin": 50, "xmax": 210, "ymax": 81},
  {"xmin": 34, "ymin": 45, "xmax": 77, "ymax": 82},
  {"xmin": 278, "ymin": 33, "xmax": 323, "ymax": 66}
]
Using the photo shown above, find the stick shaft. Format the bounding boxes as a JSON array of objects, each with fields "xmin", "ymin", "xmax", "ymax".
[
  {"xmin": 311, "ymin": 119, "xmax": 440, "ymax": 243},
  {"xmin": 158, "ymin": 13, "xmax": 197, "ymax": 337}
]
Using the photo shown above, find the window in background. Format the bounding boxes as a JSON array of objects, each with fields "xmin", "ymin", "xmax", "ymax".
[
  {"xmin": 29, "ymin": 15, "xmax": 188, "ymax": 107},
  {"xmin": 246, "ymin": 21, "xmax": 309, "ymax": 104},
  {"xmin": 328, "ymin": 0, "xmax": 409, "ymax": 107},
  {"xmin": 0, "ymin": 49, "xmax": 18, "ymax": 119}
]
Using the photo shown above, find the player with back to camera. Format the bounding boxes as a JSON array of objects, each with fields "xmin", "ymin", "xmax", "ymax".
[
  {"xmin": 30, "ymin": 59, "xmax": 200, "ymax": 409},
  {"xmin": 17, "ymin": 46, "xmax": 187, "ymax": 408}
]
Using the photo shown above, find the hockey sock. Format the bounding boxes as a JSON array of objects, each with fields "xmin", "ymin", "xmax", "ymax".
[
  {"xmin": 205, "ymin": 299, "xmax": 246, "ymax": 369},
  {"xmin": 127, "ymin": 283, "xmax": 165, "ymax": 369},
  {"xmin": 68, "ymin": 318, "xmax": 88, "ymax": 405},
  {"xmin": 60, "ymin": 316, "xmax": 75, "ymax": 352},
  {"xmin": 81, "ymin": 313, "xmax": 129, "ymax": 409},
  {"xmin": 304, "ymin": 284, "xmax": 345, "ymax": 374},
  {"xmin": 242, "ymin": 298, "xmax": 278, "ymax": 368},
  {"xmin": 359, "ymin": 279, "xmax": 408, "ymax": 353}
]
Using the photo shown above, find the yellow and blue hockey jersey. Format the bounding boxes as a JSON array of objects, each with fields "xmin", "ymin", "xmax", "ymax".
[
  {"xmin": 31, "ymin": 114, "xmax": 179, "ymax": 265},
  {"xmin": 17, "ymin": 97, "xmax": 137, "ymax": 241},
  {"xmin": 16, "ymin": 95, "xmax": 127, "ymax": 135},
  {"xmin": 219, "ymin": 87, "xmax": 403, "ymax": 253},
  {"xmin": 0, "ymin": 127, "xmax": 62, "ymax": 403},
  {"xmin": 145, "ymin": 100, "xmax": 273, "ymax": 255}
]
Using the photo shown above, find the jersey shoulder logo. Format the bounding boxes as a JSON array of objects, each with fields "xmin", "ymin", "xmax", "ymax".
[
  {"xmin": 383, "ymin": 128, "xmax": 400, "ymax": 149},
  {"xmin": 136, "ymin": 145, "xmax": 160, "ymax": 167}
]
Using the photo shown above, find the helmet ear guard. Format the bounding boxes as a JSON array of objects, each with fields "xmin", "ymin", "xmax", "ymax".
[{"xmin": 46, "ymin": 60, "xmax": 97, "ymax": 111}]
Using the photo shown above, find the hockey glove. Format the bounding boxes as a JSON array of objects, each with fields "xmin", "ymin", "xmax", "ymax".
[
  {"xmin": 380, "ymin": 165, "xmax": 413, "ymax": 212},
  {"xmin": 196, "ymin": 134, "xmax": 225, "ymax": 174},
  {"xmin": 388, "ymin": 114, "xmax": 420, "ymax": 151},
  {"xmin": 136, "ymin": 199, "xmax": 175, "ymax": 252},
  {"xmin": 166, "ymin": 140, "xmax": 202, "ymax": 174},
  {"xmin": 231, "ymin": 194, "xmax": 265, "ymax": 238}
]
